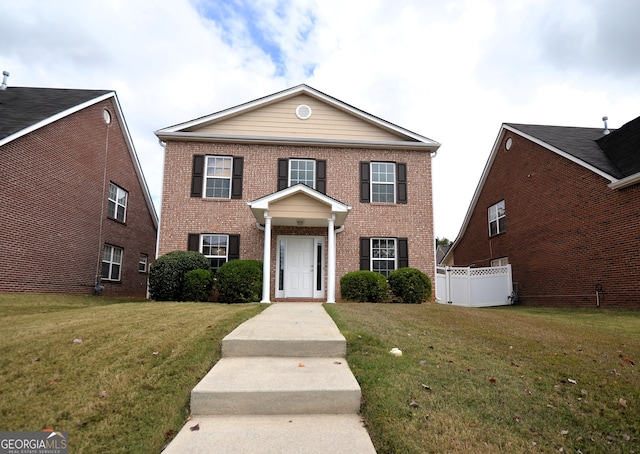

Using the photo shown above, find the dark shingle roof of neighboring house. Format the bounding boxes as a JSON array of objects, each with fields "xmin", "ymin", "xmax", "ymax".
[
  {"xmin": 505, "ymin": 123, "xmax": 623, "ymax": 179},
  {"xmin": 0, "ymin": 87, "xmax": 111, "ymax": 140},
  {"xmin": 596, "ymin": 115, "xmax": 640, "ymax": 179}
]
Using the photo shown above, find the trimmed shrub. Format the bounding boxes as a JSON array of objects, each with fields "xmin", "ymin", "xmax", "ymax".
[
  {"xmin": 340, "ymin": 270, "xmax": 389, "ymax": 302},
  {"xmin": 388, "ymin": 267, "xmax": 432, "ymax": 304},
  {"xmin": 182, "ymin": 268, "xmax": 214, "ymax": 302},
  {"xmin": 215, "ymin": 260, "xmax": 263, "ymax": 303},
  {"xmin": 149, "ymin": 251, "xmax": 211, "ymax": 301}
]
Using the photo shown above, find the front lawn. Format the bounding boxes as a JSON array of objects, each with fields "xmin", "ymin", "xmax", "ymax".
[
  {"xmin": 0, "ymin": 294, "xmax": 264, "ymax": 453},
  {"xmin": 325, "ymin": 303, "xmax": 640, "ymax": 454}
]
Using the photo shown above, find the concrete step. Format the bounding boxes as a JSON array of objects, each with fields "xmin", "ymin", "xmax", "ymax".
[
  {"xmin": 162, "ymin": 414, "xmax": 377, "ymax": 454},
  {"xmin": 190, "ymin": 357, "xmax": 362, "ymax": 415},
  {"xmin": 222, "ymin": 303, "xmax": 346, "ymax": 357}
]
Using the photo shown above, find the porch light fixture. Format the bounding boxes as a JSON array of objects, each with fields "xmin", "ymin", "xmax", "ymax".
[{"xmin": 296, "ymin": 219, "xmax": 305, "ymax": 226}]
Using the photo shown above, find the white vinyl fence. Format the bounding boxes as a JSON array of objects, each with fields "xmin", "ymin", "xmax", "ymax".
[{"xmin": 436, "ymin": 265, "xmax": 514, "ymax": 307}]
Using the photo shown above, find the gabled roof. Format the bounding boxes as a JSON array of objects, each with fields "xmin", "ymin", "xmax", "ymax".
[
  {"xmin": 155, "ymin": 84, "xmax": 440, "ymax": 151},
  {"xmin": 444, "ymin": 116, "xmax": 640, "ymax": 264},
  {"xmin": 0, "ymin": 87, "xmax": 112, "ymax": 144},
  {"xmin": 0, "ymin": 86, "xmax": 158, "ymax": 228},
  {"xmin": 248, "ymin": 183, "xmax": 351, "ymax": 227}
]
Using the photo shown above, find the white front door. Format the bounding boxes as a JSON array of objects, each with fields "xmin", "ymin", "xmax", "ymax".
[{"xmin": 285, "ymin": 237, "xmax": 315, "ymax": 298}]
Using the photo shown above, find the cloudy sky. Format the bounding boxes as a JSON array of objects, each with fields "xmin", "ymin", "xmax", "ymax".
[{"xmin": 3, "ymin": 0, "xmax": 639, "ymax": 240}]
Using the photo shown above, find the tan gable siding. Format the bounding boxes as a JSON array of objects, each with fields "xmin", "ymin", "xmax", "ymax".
[
  {"xmin": 268, "ymin": 193, "xmax": 331, "ymax": 220},
  {"xmin": 189, "ymin": 94, "xmax": 407, "ymax": 142}
]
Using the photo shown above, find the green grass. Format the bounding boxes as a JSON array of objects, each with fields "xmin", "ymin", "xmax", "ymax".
[
  {"xmin": 325, "ymin": 303, "xmax": 640, "ymax": 454},
  {"xmin": 0, "ymin": 294, "xmax": 265, "ymax": 453}
]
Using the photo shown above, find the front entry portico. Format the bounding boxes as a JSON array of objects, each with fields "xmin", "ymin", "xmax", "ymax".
[{"xmin": 248, "ymin": 184, "xmax": 351, "ymax": 303}]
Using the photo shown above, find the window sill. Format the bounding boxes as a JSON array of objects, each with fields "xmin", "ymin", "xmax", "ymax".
[{"xmin": 107, "ymin": 216, "xmax": 127, "ymax": 226}]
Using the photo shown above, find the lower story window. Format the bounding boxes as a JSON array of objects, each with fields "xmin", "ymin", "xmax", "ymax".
[
  {"xmin": 491, "ymin": 257, "xmax": 509, "ymax": 267},
  {"xmin": 361, "ymin": 237, "xmax": 409, "ymax": 278},
  {"xmin": 139, "ymin": 254, "xmax": 148, "ymax": 272},
  {"xmin": 372, "ymin": 238, "xmax": 397, "ymax": 277},
  {"xmin": 102, "ymin": 245, "xmax": 123, "ymax": 281},
  {"xmin": 201, "ymin": 234, "xmax": 229, "ymax": 273}
]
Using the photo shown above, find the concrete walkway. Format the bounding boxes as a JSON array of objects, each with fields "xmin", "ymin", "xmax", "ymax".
[{"xmin": 163, "ymin": 303, "xmax": 376, "ymax": 453}]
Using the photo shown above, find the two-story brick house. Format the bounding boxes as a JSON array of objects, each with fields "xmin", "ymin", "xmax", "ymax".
[
  {"xmin": 444, "ymin": 115, "xmax": 640, "ymax": 307},
  {"xmin": 0, "ymin": 80, "xmax": 158, "ymax": 297},
  {"xmin": 155, "ymin": 85, "xmax": 440, "ymax": 302}
]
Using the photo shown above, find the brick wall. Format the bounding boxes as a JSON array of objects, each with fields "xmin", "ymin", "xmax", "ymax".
[
  {"xmin": 158, "ymin": 141, "xmax": 435, "ymax": 301},
  {"xmin": 0, "ymin": 99, "xmax": 157, "ymax": 297},
  {"xmin": 452, "ymin": 132, "xmax": 640, "ymax": 307}
]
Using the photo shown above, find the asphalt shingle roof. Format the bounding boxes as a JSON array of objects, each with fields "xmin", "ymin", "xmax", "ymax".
[
  {"xmin": 596, "ymin": 115, "xmax": 640, "ymax": 179},
  {"xmin": 0, "ymin": 87, "xmax": 111, "ymax": 140}
]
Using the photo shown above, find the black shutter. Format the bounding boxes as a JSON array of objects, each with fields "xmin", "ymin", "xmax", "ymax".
[
  {"xmin": 397, "ymin": 163, "xmax": 407, "ymax": 204},
  {"xmin": 398, "ymin": 238, "xmax": 409, "ymax": 268},
  {"xmin": 191, "ymin": 155, "xmax": 205, "ymax": 197},
  {"xmin": 360, "ymin": 237, "xmax": 370, "ymax": 270},
  {"xmin": 228, "ymin": 235, "xmax": 240, "ymax": 260},
  {"xmin": 316, "ymin": 160, "xmax": 326, "ymax": 194},
  {"xmin": 188, "ymin": 234, "xmax": 200, "ymax": 252},
  {"xmin": 360, "ymin": 162, "xmax": 370, "ymax": 203},
  {"xmin": 278, "ymin": 159, "xmax": 288, "ymax": 190},
  {"xmin": 231, "ymin": 157, "xmax": 243, "ymax": 199}
]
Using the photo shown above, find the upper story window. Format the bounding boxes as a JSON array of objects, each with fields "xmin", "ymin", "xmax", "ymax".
[
  {"xmin": 360, "ymin": 161, "xmax": 407, "ymax": 204},
  {"xmin": 371, "ymin": 162, "xmax": 396, "ymax": 203},
  {"xmin": 289, "ymin": 159, "xmax": 315, "ymax": 188},
  {"xmin": 205, "ymin": 156, "xmax": 233, "ymax": 198},
  {"xmin": 108, "ymin": 183, "xmax": 128, "ymax": 222},
  {"xmin": 488, "ymin": 200, "xmax": 506, "ymax": 236},
  {"xmin": 191, "ymin": 155, "xmax": 243, "ymax": 199},
  {"xmin": 102, "ymin": 244, "xmax": 123, "ymax": 281},
  {"xmin": 278, "ymin": 158, "xmax": 326, "ymax": 194}
]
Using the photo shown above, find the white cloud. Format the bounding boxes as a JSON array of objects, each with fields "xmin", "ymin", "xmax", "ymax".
[{"xmin": 2, "ymin": 0, "xmax": 638, "ymax": 241}]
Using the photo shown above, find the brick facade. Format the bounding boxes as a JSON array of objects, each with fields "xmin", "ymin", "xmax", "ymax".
[
  {"xmin": 0, "ymin": 99, "xmax": 157, "ymax": 297},
  {"xmin": 452, "ymin": 132, "xmax": 640, "ymax": 307},
  {"xmin": 158, "ymin": 141, "xmax": 435, "ymax": 301}
]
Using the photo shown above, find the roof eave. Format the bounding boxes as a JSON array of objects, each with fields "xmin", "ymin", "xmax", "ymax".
[
  {"xmin": 155, "ymin": 131, "xmax": 439, "ymax": 151},
  {"xmin": 608, "ymin": 173, "xmax": 640, "ymax": 190}
]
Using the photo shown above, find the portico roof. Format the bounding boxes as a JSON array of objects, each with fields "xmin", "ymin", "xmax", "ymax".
[{"xmin": 248, "ymin": 184, "xmax": 351, "ymax": 227}]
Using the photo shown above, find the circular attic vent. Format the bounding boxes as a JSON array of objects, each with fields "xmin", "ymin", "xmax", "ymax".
[{"xmin": 296, "ymin": 104, "xmax": 312, "ymax": 120}]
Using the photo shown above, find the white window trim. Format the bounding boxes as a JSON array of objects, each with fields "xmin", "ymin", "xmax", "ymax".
[
  {"xmin": 491, "ymin": 257, "xmax": 509, "ymax": 267},
  {"xmin": 102, "ymin": 244, "xmax": 123, "ymax": 281},
  {"xmin": 138, "ymin": 254, "xmax": 148, "ymax": 273},
  {"xmin": 370, "ymin": 162, "xmax": 396, "ymax": 203},
  {"xmin": 108, "ymin": 183, "xmax": 128, "ymax": 222},
  {"xmin": 488, "ymin": 200, "xmax": 506, "ymax": 236},
  {"xmin": 371, "ymin": 237, "xmax": 397, "ymax": 277},
  {"xmin": 200, "ymin": 234, "xmax": 229, "ymax": 271},
  {"xmin": 203, "ymin": 156, "xmax": 233, "ymax": 199},
  {"xmin": 288, "ymin": 158, "xmax": 315, "ymax": 189}
]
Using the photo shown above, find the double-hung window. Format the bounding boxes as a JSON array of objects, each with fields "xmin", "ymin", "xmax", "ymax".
[
  {"xmin": 138, "ymin": 254, "xmax": 148, "ymax": 273},
  {"xmin": 190, "ymin": 155, "xmax": 243, "ymax": 199},
  {"xmin": 107, "ymin": 183, "xmax": 128, "ymax": 222},
  {"xmin": 360, "ymin": 237, "xmax": 409, "ymax": 277},
  {"xmin": 360, "ymin": 162, "xmax": 407, "ymax": 204},
  {"xmin": 102, "ymin": 245, "xmax": 123, "ymax": 281},
  {"xmin": 201, "ymin": 234, "xmax": 229, "ymax": 272},
  {"xmin": 205, "ymin": 156, "xmax": 233, "ymax": 198},
  {"xmin": 277, "ymin": 158, "xmax": 326, "ymax": 193},
  {"xmin": 289, "ymin": 159, "xmax": 315, "ymax": 188},
  {"xmin": 488, "ymin": 200, "xmax": 506, "ymax": 236}
]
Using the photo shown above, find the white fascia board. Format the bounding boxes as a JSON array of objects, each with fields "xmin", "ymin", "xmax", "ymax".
[
  {"xmin": 156, "ymin": 84, "xmax": 441, "ymax": 148},
  {"xmin": 248, "ymin": 184, "xmax": 351, "ymax": 213},
  {"xmin": 0, "ymin": 92, "xmax": 114, "ymax": 147},
  {"xmin": 608, "ymin": 173, "xmax": 640, "ymax": 190},
  {"xmin": 109, "ymin": 92, "xmax": 159, "ymax": 228},
  {"xmin": 154, "ymin": 131, "xmax": 439, "ymax": 151}
]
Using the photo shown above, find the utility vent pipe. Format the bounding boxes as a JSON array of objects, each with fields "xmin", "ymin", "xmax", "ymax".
[
  {"xmin": 0, "ymin": 71, "xmax": 9, "ymax": 90},
  {"xmin": 602, "ymin": 116, "xmax": 610, "ymax": 135}
]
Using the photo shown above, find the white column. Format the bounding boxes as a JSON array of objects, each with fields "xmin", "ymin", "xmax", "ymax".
[
  {"xmin": 261, "ymin": 214, "xmax": 272, "ymax": 303},
  {"xmin": 326, "ymin": 215, "xmax": 336, "ymax": 303}
]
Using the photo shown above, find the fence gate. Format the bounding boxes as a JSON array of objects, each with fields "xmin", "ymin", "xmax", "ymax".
[{"xmin": 436, "ymin": 265, "xmax": 514, "ymax": 307}]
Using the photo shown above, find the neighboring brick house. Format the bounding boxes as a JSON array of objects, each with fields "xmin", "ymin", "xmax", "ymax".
[
  {"xmin": 444, "ymin": 116, "xmax": 640, "ymax": 307},
  {"xmin": 155, "ymin": 85, "xmax": 440, "ymax": 302},
  {"xmin": 0, "ymin": 82, "xmax": 158, "ymax": 297}
]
